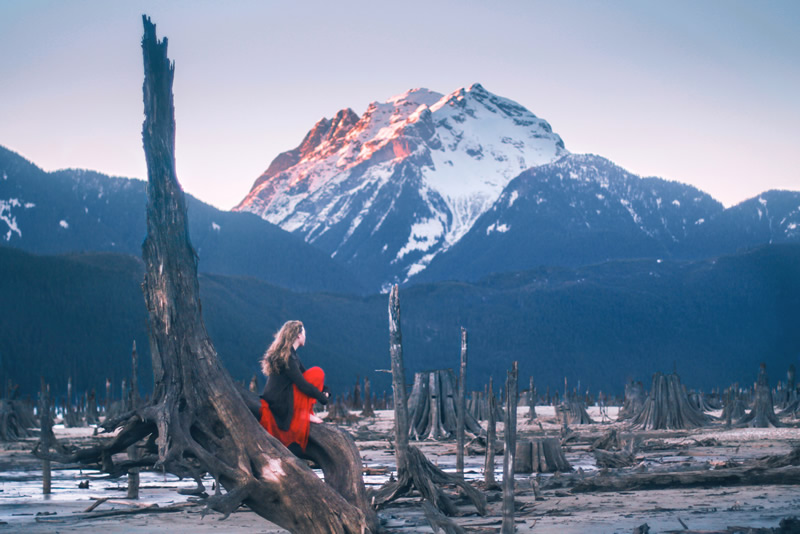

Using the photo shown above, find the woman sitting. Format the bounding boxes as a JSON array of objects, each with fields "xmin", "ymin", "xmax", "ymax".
[{"xmin": 258, "ymin": 320, "xmax": 329, "ymax": 452}]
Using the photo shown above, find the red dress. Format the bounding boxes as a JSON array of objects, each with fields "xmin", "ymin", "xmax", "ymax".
[{"xmin": 259, "ymin": 366, "xmax": 325, "ymax": 451}]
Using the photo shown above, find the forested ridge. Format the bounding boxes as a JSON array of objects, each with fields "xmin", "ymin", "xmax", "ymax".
[{"xmin": 3, "ymin": 243, "xmax": 798, "ymax": 401}]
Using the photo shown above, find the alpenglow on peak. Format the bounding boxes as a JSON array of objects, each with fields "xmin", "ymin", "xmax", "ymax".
[{"xmin": 234, "ymin": 83, "xmax": 567, "ymax": 290}]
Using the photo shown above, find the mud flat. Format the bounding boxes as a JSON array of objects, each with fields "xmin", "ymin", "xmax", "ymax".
[{"xmin": 2, "ymin": 407, "xmax": 799, "ymax": 533}]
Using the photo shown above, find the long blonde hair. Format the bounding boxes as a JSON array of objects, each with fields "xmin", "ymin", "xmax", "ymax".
[{"xmin": 261, "ymin": 320, "xmax": 304, "ymax": 376}]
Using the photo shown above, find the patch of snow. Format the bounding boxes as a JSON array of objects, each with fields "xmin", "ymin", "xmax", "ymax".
[
  {"xmin": 394, "ymin": 217, "xmax": 445, "ymax": 261},
  {"xmin": 672, "ymin": 199, "xmax": 681, "ymax": 207},
  {"xmin": 619, "ymin": 198, "xmax": 642, "ymax": 225},
  {"xmin": 211, "ymin": 222, "xmax": 221, "ymax": 232},
  {"xmin": 695, "ymin": 218, "xmax": 705, "ymax": 225},
  {"xmin": 84, "ymin": 207, "xmax": 88, "ymax": 213},
  {"xmin": 59, "ymin": 220, "xmax": 69, "ymax": 229},
  {"xmin": 486, "ymin": 222, "xmax": 510, "ymax": 235},
  {"xmin": 508, "ymin": 190, "xmax": 519, "ymax": 207},
  {"xmin": 758, "ymin": 197, "xmax": 767, "ymax": 207},
  {"xmin": 0, "ymin": 199, "xmax": 23, "ymax": 240},
  {"xmin": 595, "ymin": 193, "xmax": 605, "ymax": 201},
  {"xmin": 2, "ymin": 171, "xmax": 7, "ymax": 180}
]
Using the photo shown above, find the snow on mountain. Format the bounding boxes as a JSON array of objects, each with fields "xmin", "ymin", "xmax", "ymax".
[
  {"xmin": 235, "ymin": 83, "xmax": 566, "ymax": 288},
  {"xmin": 415, "ymin": 153, "xmax": 725, "ymax": 283}
]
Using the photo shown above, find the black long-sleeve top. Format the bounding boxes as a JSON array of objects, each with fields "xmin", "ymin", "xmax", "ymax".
[{"xmin": 260, "ymin": 349, "xmax": 328, "ymax": 431}]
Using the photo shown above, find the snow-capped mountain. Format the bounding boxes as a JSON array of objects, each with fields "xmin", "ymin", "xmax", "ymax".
[
  {"xmin": 415, "ymin": 154, "xmax": 724, "ymax": 282},
  {"xmin": 235, "ymin": 83, "xmax": 567, "ymax": 289},
  {"xmin": 417, "ymin": 154, "xmax": 800, "ymax": 283}
]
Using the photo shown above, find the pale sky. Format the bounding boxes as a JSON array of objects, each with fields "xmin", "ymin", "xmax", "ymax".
[{"xmin": 1, "ymin": 0, "xmax": 798, "ymax": 210}]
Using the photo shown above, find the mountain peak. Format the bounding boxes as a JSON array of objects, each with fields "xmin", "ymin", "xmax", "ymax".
[{"xmin": 235, "ymin": 84, "xmax": 568, "ymax": 288}]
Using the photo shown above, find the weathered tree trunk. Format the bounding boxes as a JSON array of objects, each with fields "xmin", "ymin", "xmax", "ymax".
[
  {"xmin": 374, "ymin": 286, "xmax": 486, "ymax": 522},
  {"xmin": 501, "ymin": 362, "xmax": 518, "ymax": 534},
  {"xmin": 248, "ymin": 374, "xmax": 258, "ymax": 394},
  {"xmin": 351, "ymin": 376, "xmax": 362, "ymax": 411},
  {"xmin": 361, "ymin": 377, "xmax": 375, "ymax": 417},
  {"xmin": 38, "ymin": 378, "xmax": 54, "ymax": 494},
  {"xmin": 527, "ymin": 376, "xmax": 537, "ymax": 421},
  {"xmin": 456, "ymin": 327, "xmax": 468, "ymax": 477},
  {"xmin": 484, "ymin": 377, "xmax": 498, "ymax": 488},
  {"xmin": 31, "ymin": 18, "xmax": 373, "ymax": 534},
  {"xmin": 738, "ymin": 363, "xmax": 782, "ymax": 428},
  {"xmin": 631, "ymin": 373, "xmax": 709, "ymax": 430},
  {"xmin": 127, "ymin": 341, "xmax": 141, "ymax": 499},
  {"xmin": 86, "ymin": 389, "xmax": 99, "ymax": 425}
]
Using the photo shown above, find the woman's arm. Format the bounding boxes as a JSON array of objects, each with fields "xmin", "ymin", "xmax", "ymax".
[{"xmin": 286, "ymin": 355, "xmax": 329, "ymax": 405}]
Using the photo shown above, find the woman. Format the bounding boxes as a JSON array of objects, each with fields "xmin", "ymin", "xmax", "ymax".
[{"xmin": 258, "ymin": 320, "xmax": 329, "ymax": 452}]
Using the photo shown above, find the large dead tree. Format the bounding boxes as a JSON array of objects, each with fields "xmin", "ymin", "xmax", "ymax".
[{"xmin": 32, "ymin": 17, "xmax": 373, "ymax": 533}]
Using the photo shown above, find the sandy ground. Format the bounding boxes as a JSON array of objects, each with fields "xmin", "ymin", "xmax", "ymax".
[{"xmin": 2, "ymin": 407, "xmax": 799, "ymax": 533}]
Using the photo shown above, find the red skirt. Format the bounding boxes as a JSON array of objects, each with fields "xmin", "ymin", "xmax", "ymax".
[{"xmin": 259, "ymin": 366, "xmax": 324, "ymax": 451}]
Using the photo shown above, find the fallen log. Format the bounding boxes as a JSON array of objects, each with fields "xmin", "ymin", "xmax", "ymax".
[{"xmin": 572, "ymin": 465, "xmax": 800, "ymax": 493}]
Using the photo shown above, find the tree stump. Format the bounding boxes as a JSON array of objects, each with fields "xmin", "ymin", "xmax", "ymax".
[
  {"xmin": 558, "ymin": 391, "xmax": 595, "ymax": 425},
  {"xmin": 631, "ymin": 372, "xmax": 710, "ymax": 430},
  {"xmin": 722, "ymin": 385, "xmax": 748, "ymax": 424},
  {"xmin": 407, "ymin": 369, "xmax": 482, "ymax": 440},
  {"xmin": 0, "ymin": 400, "xmax": 32, "ymax": 441},
  {"xmin": 738, "ymin": 363, "xmax": 782, "ymax": 428},
  {"xmin": 617, "ymin": 379, "xmax": 645, "ymax": 421},
  {"xmin": 514, "ymin": 438, "xmax": 572, "ymax": 474}
]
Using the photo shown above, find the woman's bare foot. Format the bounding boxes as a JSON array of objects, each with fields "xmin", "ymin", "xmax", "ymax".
[{"xmin": 309, "ymin": 414, "xmax": 323, "ymax": 424}]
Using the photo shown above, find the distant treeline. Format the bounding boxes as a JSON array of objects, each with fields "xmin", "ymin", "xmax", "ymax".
[{"xmin": 2, "ymin": 244, "xmax": 799, "ymax": 401}]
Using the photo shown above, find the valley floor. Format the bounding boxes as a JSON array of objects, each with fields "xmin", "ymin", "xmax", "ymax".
[{"xmin": 1, "ymin": 407, "xmax": 799, "ymax": 533}]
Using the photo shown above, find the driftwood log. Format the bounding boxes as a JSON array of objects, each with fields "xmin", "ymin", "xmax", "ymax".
[
  {"xmin": 573, "ymin": 465, "xmax": 800, "ymax": 493},
  {"xmin": 31, "ymin": 18, "xmax": 374, "ymax": 534},
  {"xmin": 631, "ymin": 372, "xmax": 710, "ymax": 430}
]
